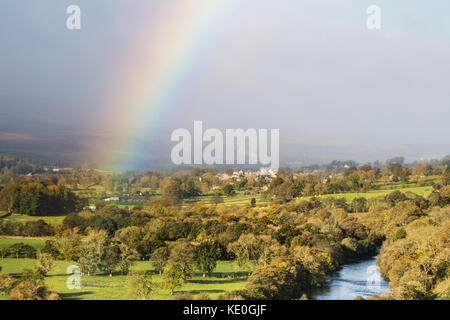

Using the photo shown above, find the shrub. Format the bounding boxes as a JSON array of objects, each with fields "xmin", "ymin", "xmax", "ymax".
[
  {"xmin": 24, "ymin": 220, "xmax": 54, "ymax": 237},
  {"xmin": 0, "ymin": 272, "xmax": 17, "ymax": 295},
  {"xmin": 8, "ymin": 281, "xmax": 60, "ymax": 300},
  {"xmin": 218, "ymin": 290, "xmax": 246, "ymax": 300},
  {"xmin": 126, "ymin": 270, "xmax": 154, "ymax": 300},
  {"xmin": 4, "ymin": 243, "xmax": 37, "ymax": 258},
  {"xmin": 173, "ymin": 292, "xmax": 194, "ymax": 300},
  {"xmin": 245, "ymin": 266, "xmax": 296, "ymax": 300},
  {"xmin": 41, "ymin": 240, "xmax": 62, "ymax": 259},
  {"xmin": 197, "ymin": 292, "xmax": 211, "ymax": 300},
  {"xmin": 65, "ymin": 245, "xmax": 84, "ymax": 262},
  {"xmin": 392, "ymin": 228, "xmax": 407, "ymax": 242}
]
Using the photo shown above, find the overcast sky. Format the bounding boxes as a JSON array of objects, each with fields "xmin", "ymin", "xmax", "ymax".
[{"xmin": 1, "ymin": 0, "xmax": 449, "ymax": 168}]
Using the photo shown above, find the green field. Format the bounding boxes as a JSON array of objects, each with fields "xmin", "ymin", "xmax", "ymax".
[
  {"xmin": 296, "ymin": 185, "xmax": 434, "ymax": 203},
  {"xmin": 184, "ymin": 185, "xmax": 434, "ymax": 207},
  {"xmin": 184, "ymin": 192, "xmax": 270, "ymax": 207},
  {"xmin": 1, "ymin": 214, "xmax": 66, "ymax": 226},
  {"xmin": 75, "ymin": 180, "xmax": 438, "ymax": 210},
  {"xmin": 0, "ymin": 258, "xmax": 249, "ymax": 300},
  {"xmin": 0, "ymin": 237, "xmax": 47, "ymax": 252},
  {"xmin": 372, "ymin": 177, "xmax": 440, "ymax": 189},
  {"xmin": 0, "ymin": 185, "xmax": 435, "ymax": 230}
]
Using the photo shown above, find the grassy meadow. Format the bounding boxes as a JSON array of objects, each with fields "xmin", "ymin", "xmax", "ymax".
[
  {"xmin": 79, "ymin": 178, "xmax": 437, "ymax": 209},
  {"xmin": 0, "ymin": 237, "xmax": 47, "ymax": 252},
  {"xmin": 295, "ymin": 185, "xmax": 434, "ymax": 203},
  {"xmin": 1, "ymin": 214, "xmax": 66, "ymax": 226},
  {"xmin": 0, "ymin": 256, "xmax": 249, "ymax": 300}
]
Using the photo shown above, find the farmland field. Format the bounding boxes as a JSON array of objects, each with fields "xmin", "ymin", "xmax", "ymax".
[
  {"xmin": 0, "ymin": 258, "xmax": 249, "ymax": 300},
  {"xmin": 0, "ymin": 237, "xmax": 47, "ymax": 252},
  {"xmin": 184, "ymin": 192, "xmax": 270, "ymax": 206},
  {"xmin": 0, "ymin": 214, "xmax": 66, "ymax": 226},
  {"xmin": 296, "ymin": 185, "xmax": 434, "ymax": 203}
]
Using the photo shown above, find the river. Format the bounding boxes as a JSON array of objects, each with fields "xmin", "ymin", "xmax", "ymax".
[{"xmin": 311, "ymin": 255, "xmax": 390, "ymax": 300}]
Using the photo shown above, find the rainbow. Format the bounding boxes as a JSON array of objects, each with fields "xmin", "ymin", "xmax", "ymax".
[{"xmin": 91, "ymin": 1, "xmax": 237, "ymax": 170}]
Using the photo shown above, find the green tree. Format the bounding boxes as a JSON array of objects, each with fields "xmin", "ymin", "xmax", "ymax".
[
  {"xmin": 36, "ymin": 253, "xmax": 55, "ymax": 277},
  {"xmin": 245, "ymin": 266, "xmax": 295, "ymax": 299},
  {"xmin": 227, "ymin": 234, "xmax": 260, "ymax": 274},
  {"xmin": 197, "ymin": 239, "xmax": 221, "ymax": 277},
  {"xmin": 40, "ymin": 240, "xmax": 61, "ymax": 259},
  {"xmin": 20, "ymin": 268, "xmax": 45, "ymax": 285},
  {"xmin": 292, "ymin": 246, "xmax": 334, "ymax": 288},
  {"xmin": 126, "ymin": 270, "xmax": 154, "ymax": 300},
  {"xmin": 211, "ymin": 194, "xmax": 224, "ymax": 205},
  {"xmin": 100, "ymin": 245, "xmax": 121, "ymax": 276},
  {"xmin": 1, "ymin": 181, "xmax": 83, "ymax": 216},
  {"xmin": 351, "ymin": 197, "xmax": 368, "ymax": 212},
  {"xmin": 118, "ymin": 243, "xmax": 139, "ymax": 275},
  {"xmin": 389, "ymin": 163, "xmax": 403, "ymax": 182},
  {"xmin": 150, "ymin": 247, "xmax": 170, "ymax": 275},
  {"xmin": 168, "ymin": 241, "xmax": 197, "ymax": 280},
  {"xmin": 442, "ymin": 167, "xmax": 450, "ymax": 186},
  {"xmin": 162, "ymin": 178, "xmax": 183, "ymax": 203},
  {"xmin": 256, "ymin": 236, "xmax": 285, "ymax": 267},
  {"xmin": 4, "ymin": 243, "xmax": 37, "ymax": 259},
  {"xmin": 162, "ymin": 266, "xmax": 184, "ymax": 295},
  {"xmin": 77, "ymin": 229, "xmax": 109, "ymax": 276},
  {"xmin": 223, "ymin": 184, "xmax": 236, "ymax": 197},
  {"xmin": 57, "ymin": 229, "xmax": 82, "ymax": 260},
  {"xmin": 400, "ymin": 167, "xmax": 411, "ymax": 183},
  {"xmin": 0, "ymin": 183, "xmax": 18, "ymax": 213},
  {"xmin": 78, "ymin": 245, "xmax": 100, "ymax": 276},
  {"xmin": 114, "ymin": 226, "xmax": 142, "ymax": 248}
]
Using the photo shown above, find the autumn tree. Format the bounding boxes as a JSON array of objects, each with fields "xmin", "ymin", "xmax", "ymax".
[
  {"xmin": 161, "ymin": 178, "xmax": 183, "ymax": 204},
  {"xmin": 8, "ymin": 281, "xmax": 60, "ymax": 300},
  {"xmin": 168, "ymin": 241, "xmax": 197, "ymax": 280},
  {"xmin": 389, "ymin": 163, "xmax": 403, "ymax": 182},
  {"xmin": 292, "ymin": 246, "xmax": 334, "ymax": 287},
  {"xmin": 117, "ymin": 242, "xmax": 139, "ymax": 275},
  {"xmin": 78, "ymin": 229, "xmax": 108, "ymax": 276},
  {"xmin": 36, "ymin": 253, "xmax": 55, "ymax": 277},
  {"xmin": 227, "ymin": 234, "xmax": 262, "ymax": 274},
  {"xmin": 442, "ymin": 167, "xmax": 450, "ymax": 186},
  {"xmin": 126, "ymin": 270, "xmax": 154, "ymax": 300},
  {"xmin": 245, "ymin": 266, "xmax": 296, "ymax": 299},
  {"xmin": 0, "ymin": 272, "xmax": 16, "ymax": 296},
  {"xmin": 256, "ymin": 236, "xmax": 285, "ymax": 267},
  {"xmin": 150, "ymin": 247, "xmax": 170, "ymax": 275},
  {"xmin": 211, "ymin": 194, "xmax": 224, "ymax": 205},
  {"xmin": 162, "ymin": 266, "xmax": 184, "ymax": 295},
  {"xmin": 223, "ymin": 184, "xmax": 236, "ymax": 197},
  {"xmin": 351, "ymin": 197, "xmax": 368, "ymax": 212},
  {"xmin": 0, "ymin": 183, "xmax": 18, "ymax": 213},
  {"xmin": 197, "ymin": 239, "xmax": 221, "ymax": 277},
  {"xmin": 100, "ymin": 245, "xmax": 121, "ymax": 276},
  {"xmin": 57, "ymin": 228, "xmax": 82, "ymax": 260}
]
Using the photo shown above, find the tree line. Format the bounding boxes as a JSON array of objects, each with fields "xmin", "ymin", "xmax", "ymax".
[{"xmin": 0, "ymin": 181, "xmax": 85, "ymax": 216}]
